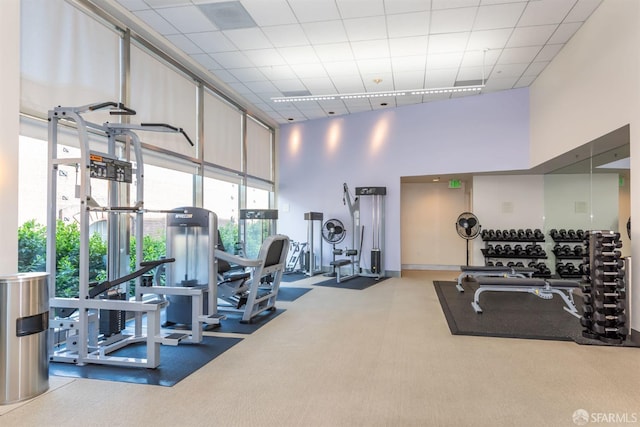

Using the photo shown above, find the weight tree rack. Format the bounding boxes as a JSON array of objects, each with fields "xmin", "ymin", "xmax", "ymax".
[{"xmin": 580, "ymin": 231, "xmax": 628, "ymax": 344}]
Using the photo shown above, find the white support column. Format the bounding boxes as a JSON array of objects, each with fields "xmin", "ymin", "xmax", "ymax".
[{"xmin": 0, "ymin": 0, "xmax": 20, "ymax": 273}]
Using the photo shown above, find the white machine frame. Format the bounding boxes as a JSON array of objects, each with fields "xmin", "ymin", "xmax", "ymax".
[{"xmin": 46, "ymin": 102, "xmax": 218, "ymax": 368}]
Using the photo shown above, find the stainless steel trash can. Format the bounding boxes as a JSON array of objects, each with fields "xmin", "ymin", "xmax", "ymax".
[{"xmin": 0, "ymin": 272, "xmax": 49, "ymax": 404}]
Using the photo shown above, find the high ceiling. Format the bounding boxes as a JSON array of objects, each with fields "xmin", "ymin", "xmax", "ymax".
[{"xmin": 109, "ymin": 0, "xmax": 601, "ymax": 124}]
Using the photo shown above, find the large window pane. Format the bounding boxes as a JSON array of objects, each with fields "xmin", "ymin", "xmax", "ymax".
[
  {"xmin": 203, "ymin": 174, "xmax": 239, "ymax": 252},
  {"xmin": 203, "ymin": 90, "xmax": 242, "ymax": 170},
  {"xmin": 21, "ymin": 0, "xmax": 119, "ymax": 125},
  {"xmin": 246, "ymin": 116, "xmax": 273, "ymax": 181}
]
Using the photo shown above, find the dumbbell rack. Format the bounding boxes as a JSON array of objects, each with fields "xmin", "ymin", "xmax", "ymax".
[
  {"xmin": 580, "ymin": 231, "xmax": 628, "ymax": 344},
  {"xmin": 480, "ymin": 229, "xmax": 550, "ymax": 277},
  {"xmin": 550, "ymin": 229, "xmax": 586, "ymax": 279}
]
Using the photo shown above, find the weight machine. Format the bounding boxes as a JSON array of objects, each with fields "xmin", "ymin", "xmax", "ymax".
[
  {"xmin": 304, "ymin": 212, "xmax": 323, "ymax": 276},
  {"xmin": 338, "ymin": 183, "xmax": 386, "ymax": 282},
  {"xmin": 46, "ymin": 102, "xmax": 219, "ymax": 369},
  {"xmin": 238, "ymin": 209, "xmax": 278, "ymax": 258}
]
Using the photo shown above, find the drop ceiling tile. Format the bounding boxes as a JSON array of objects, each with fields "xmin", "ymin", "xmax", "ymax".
[
  {"xmin": 330, "ymin": 75, "xmax": 366, "ymax": 93},
  {"xmin": 166, "ymin": 34, "xmax": 203, "ymax": 55},
  {"xmin": 302, "ymin": 21, "xmax": 349, "ymax": 44},
  {"xmin": 389, "ymin": 36, "xmax": 428, "ymax": 57},
  {"xmin": 518, "ymin": 0, "xmax": 576, "ymax": 26},
  {"xmin": 507, "ymin": 25, "xmax": 557, "ymax": 47},
  {"xmin": 190, "ymin": 53, "xmax": 222, "ymax": 70},
  {"xmin": 288, "ymin": 0, "xmax": 341, "ymax": 23},
  {"xmin": 324, "ymin": 61, "xmax": 360, "ymax": 76},
  {"xmin": 278, "ymin": 46, "xmax": 321, "ymax": 64},
  {"xmin": 314, "ymin": 43, "xmax": 354, "ymax": 62},
  {"xmin": 187, "ymin": 31, "xmax": 236, "ymax": 53},
  {"xmin": 301, "ymin": 77, "xmax": 337, "ymax": 92},
  {"xmin": 523, "ymin": 61, "xmax": 550, "ymax": 76},
  {"xmin": 228, "ymin": 67, "xmax": 267, "ymax": 82},
  {"xmin": 244, "ymin": 80, "xmax": 279, "ymax": 93},
  {"xmin": 290, "ymin": 63, "xmax": 329, "ymax": 79},
  {"xmin": 351, "ymin": 40, "xmax": 391, "ymax": 60},
  {"xmin": 337, "ymin": 0, "xmax": 385, "ymax": 18},
  {"xmin": 357, "ymin": 58, "xmax": 393, "ymax": 75},
  {"xmin": 118, "ymin": 0, "xmax": 148, "ymax": 11},
  {"xmin": 393, "ymin": 71, "xmax": 426, "ymax": 89},
  {"xmin": 224, "ymin": 28, "xmax": 273, "ymax": 50},
  {"xmin": 424, "ymin": 68, "xmax": 457, "ymax": 87},
  {"xmin": 258, "ymin": 65, "xmax": 297, "ymax": 80},
  {"xmin": 466, "ymin": 28, "xmax": 512, "ymax": 50},
  {"xmin": 483, "ymin": 75, "xmax": 519, "ymax": 90},
  {"xmin": 262, "ymin": 24, "xmax": 309, "ymax": 48},
  {"xmin": 396, "ymin": 94, "xmax": 425, "ymax": 106},
  {"xmin": 346, "ymin": 103, "xmax": 373, "ymax": 114},
  {"xmin": 361, "ymin": 73, "xmax": 394, "ymax": 91},
  {"xmin": 386, "ymin": 12, "xmax": 429, "ymax": 38},
  {"xmin": 133, "ymin": 10, "xmax": 179, "ymax": 35},
  {"xmin": 427, "ymin": 32, "xmax": 469, "ymax": 54},
  {"xmin": 460, "ymin": 49, "xmax": 500, "ymax": 67},
  {"xmin": 479, "ymin": 0, "xmax": 527, "ymax": 4},
  {"xmin": 473, "ymin": 3, "xmax": 526, "ymax": 30},
  {"xmin": 144, "ymin": 0, "xmax": 191, "ymax": 7},
  {"xmin": 497, "ymin": 46, "xmax": 542, "ymax": 64},
  {"xmin": 343, "ymin": 16, "xmax": 388, "ymax": 41},
  {"xmin": 213, "ymin": 69, "xmax": 239, "ymax": 84},
  {"xmin": 244, "ymin": 48, "xmax": 287, "ymax": 67},
  {"xmin": 515, "ymin": 74, "xmax": 537, "ymax": 87},
  {"xmin": 491, "ymin": 62, "xmax": 528, "ymax": 78},
  {"xmin": 241, "ymin": 0, "xmax": 298, "ymax": 26},
  {"xmin": 272, "ymin": 78, "xmax": 307, "ymax": 92},
  {"xmin": 210, "ymin": 51, "xmax": 254, "ymax": 68},
  {"xmin": 391, "ymin": 55, "xmax": 427, "ymax": 72},
  {"xmin": 565, "ymin": 0, "xmax": 602, "ymax": 22},
  {"xmin": 383, "ymin": 0, "xmax": 430, "ymax": 14},
  {"xmin": 456, "ymin": 65, "xmax": 485, "ymax": 81},
  {"xmin": 430, "ymin": 7, "xmax": 477, "ymax": 34},
  {"xmin": 156, "ymin": 5, "xmax": 217, "ymax": 33},
  {"xmin": 432, "ymin": 0, "xmax": 480, "ymax": 10},
  {"xmin": 426, "ymin": 52, "xmax": 463, "ymax": 70},
  {"xmin": 535, "ymin": 43, "xmax": 564, "ymax": 61},
  {"xmin": 548, "ymin": 22, "xmax": 582, "ymax": 44}
]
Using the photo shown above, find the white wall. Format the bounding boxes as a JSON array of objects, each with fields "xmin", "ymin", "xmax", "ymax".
[
  {"xmin": 472, "ymin": 175, "xmax": 545, "ymax": 266},
  {"xmin": 530, "ymin": 1, "xmax": 640, "ymax": 333},
  {"xmin": 278, "ymin": 89, "xmax": 530, "ymax": 275},
  {"xmin": 0, "ymin": 0, "xmax": 20, "ymax": 273}
]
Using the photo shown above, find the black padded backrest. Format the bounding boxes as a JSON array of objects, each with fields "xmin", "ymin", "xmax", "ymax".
[
  {"xmin": 217, "ymin": 230, "xmax": 232, "ymax": 273},
  {"xmin": 264, "ymin": 238, "xmax": 285, "ymax": 267}
]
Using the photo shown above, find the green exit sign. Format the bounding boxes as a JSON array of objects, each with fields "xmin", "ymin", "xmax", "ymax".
[{"xmin": 449, "ymin": 179, "xmax": 462, "ymax": 189}]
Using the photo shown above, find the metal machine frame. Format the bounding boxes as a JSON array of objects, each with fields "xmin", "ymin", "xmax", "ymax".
[
  {"xmin": 339, "ymin": 183, "xmax": 387, "ymax": 282},
  {"xmin": 304, "ymin": 212, "xmax": 323, "ymax": 276},
  {"xmin": 46, "ymin": 102, "xmax": 216, "ymax": 368}
]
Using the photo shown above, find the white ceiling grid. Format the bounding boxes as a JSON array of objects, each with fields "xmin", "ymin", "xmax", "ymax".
[{"xmin": 115, "ymin": 0, "xmax": 602, "ymax": 124}]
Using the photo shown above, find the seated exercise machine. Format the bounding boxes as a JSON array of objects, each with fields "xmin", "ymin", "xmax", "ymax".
[
  {"xmin": 215, "ymin": 234, "xmax": 290, "ymax": 323},
  {"xmin": 456, "ymin": 265, "xmax": 536, "ymax": 292},
  {"xmin": 331, "ymin": 183, "xmax": 386, "ymax": 283},
  {"xmin": 471, "ymin": 277, "xmax": 580, "ymax": 318},
  {"xmin": 47, "ymin": 102, "xmax": 208, "ymax": 368}
]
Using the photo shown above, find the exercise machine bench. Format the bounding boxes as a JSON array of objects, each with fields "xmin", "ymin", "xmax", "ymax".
[
  {"xmin": 471, "ymin": 277, "xmax": 580, "ymax": 318},
  {"xmin": 457, "ymin": 265, "xmax": 535, "ymax": 292},
  {"xmin": 330, "ymin": 258, "xmax": 356, "ymax": 283}
]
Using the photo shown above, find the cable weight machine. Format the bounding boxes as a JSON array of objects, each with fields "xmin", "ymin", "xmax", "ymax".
[
  {"xmin": 337, "ymin": 183, "xmax": 386, "ymax": 282},
  {"xmin": 47, "ymin": 102, "xmax": 217, "ymax": 368}
]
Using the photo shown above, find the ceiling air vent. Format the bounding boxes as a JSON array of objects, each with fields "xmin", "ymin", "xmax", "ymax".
[{"xmin": 198, "ymin": 1, "xmax": 257, "ymax": 30}]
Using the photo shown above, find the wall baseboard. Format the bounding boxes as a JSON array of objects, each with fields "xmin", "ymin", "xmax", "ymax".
[{"xmin": 402, "ymin": 264, "xmax": 461, "ymax": 271}]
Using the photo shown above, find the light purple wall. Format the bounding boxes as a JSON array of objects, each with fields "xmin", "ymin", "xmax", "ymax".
[{"xmin": 277, "ymin": 88, "xmax": 530, "ymax": 274}]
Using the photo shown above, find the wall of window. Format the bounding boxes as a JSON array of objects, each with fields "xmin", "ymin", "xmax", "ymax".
[{"xmin": 17, "ymin": 0, "xmax": 277, "ymax": 281}]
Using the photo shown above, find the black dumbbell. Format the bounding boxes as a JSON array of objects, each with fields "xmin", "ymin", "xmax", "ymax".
[
  {"xmin": 593, "ymin": 258, "xmax": 624, "ymax": 268},
  {"xmin": 495, "ymin": 261, "xmax": 504, "ymax": 267},
  {"xmin": 576, "ymin": 229, "xmax": 585, "ymax": 239},
  {"xmin": 488, "ymin": 229, "xmax": 496, "ymax": 240},
  {"xmin": 486, "ymin": 261, "xmax": 494, "ymax": 266},
  {"xmin": 558, "ymin": 229, "xmax": 567, "ymax": 239},
  {"xmin": 592, "ymin": 323, "xmax": 627, "ymax": 336},
  {"xmin": 494, "ymin": 244, "xmax": 503, "ymax": 255},
  {"xmin": 495, "ymin": 230, "xmax": 503, "ymax": 240},
  {"xmin": 567, "ymin": 229, "xmax": 577, "ymax": 239},
  {"xmin": 504, "ymin": 244, "xmax": 514, "ymax": 256},
  {"xmin": 594, "ymin": 299, "xmax": 626, "ymax": 311},
  {"xmin": 525, "ymin": 228, "xmax": 534, "ymax": 240},
  {"xmin": 481, "ymin": 229, "xmax": 489, "ymax": 240},
  {"xmin": 580, "ymin": 317, "xmax": 592, "ymax": 328},
  {"xmin": 593, "ymin": 311, "xmax": 626, "ymax": 324},
  {"xmin": 573, "ymin": 246, "xmax": 583, "ymax": 256},
  {"xmin": 507, "ymin": 261, "xmax": 515, "ymax": 267},
  {"xmin": 534, "ymin": 229, "xmax": 544, "ymax": 240},
  {"xmin": 514, "ymin": 261, "xmax": 524, "ymax": 267},
  {"xmin": 517, "ymin": 229, "xmax": 526, "ymax": 240},
  {"xmin": 549, "ymin": 229, "xmax": 559, "ymax": 240},
  {"xmin": 485, "ymin": 245, "xmax": 495, "ymax": 256}
]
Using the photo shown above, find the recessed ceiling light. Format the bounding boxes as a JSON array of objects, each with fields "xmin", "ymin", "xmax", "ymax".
[
  {"xmin": 328, "ymin": 111, "xmax": 335, "ymax": 115},
  {"xmin": 287, "ymin": 118, "xmax": 294, "ymax": 121},
  {"xmin": 380, "ymin": 102, "xmax": 387, "ymax": 106},
  {"xmin": 373, "ymin": 78, "xmax": 383, "ymax": 84}
]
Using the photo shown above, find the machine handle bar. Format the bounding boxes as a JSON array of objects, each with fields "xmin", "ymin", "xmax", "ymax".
[
  {"xmin": 88, "ymin": 101, "xmax": 137, "ymax": 115},
  {"xmin": 140, "ymin": 123, "xmax": 195, "ymax": 146},
  {"xmin": 88, "ymin": 258, "xmax": 175, "ymax": 298}
]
